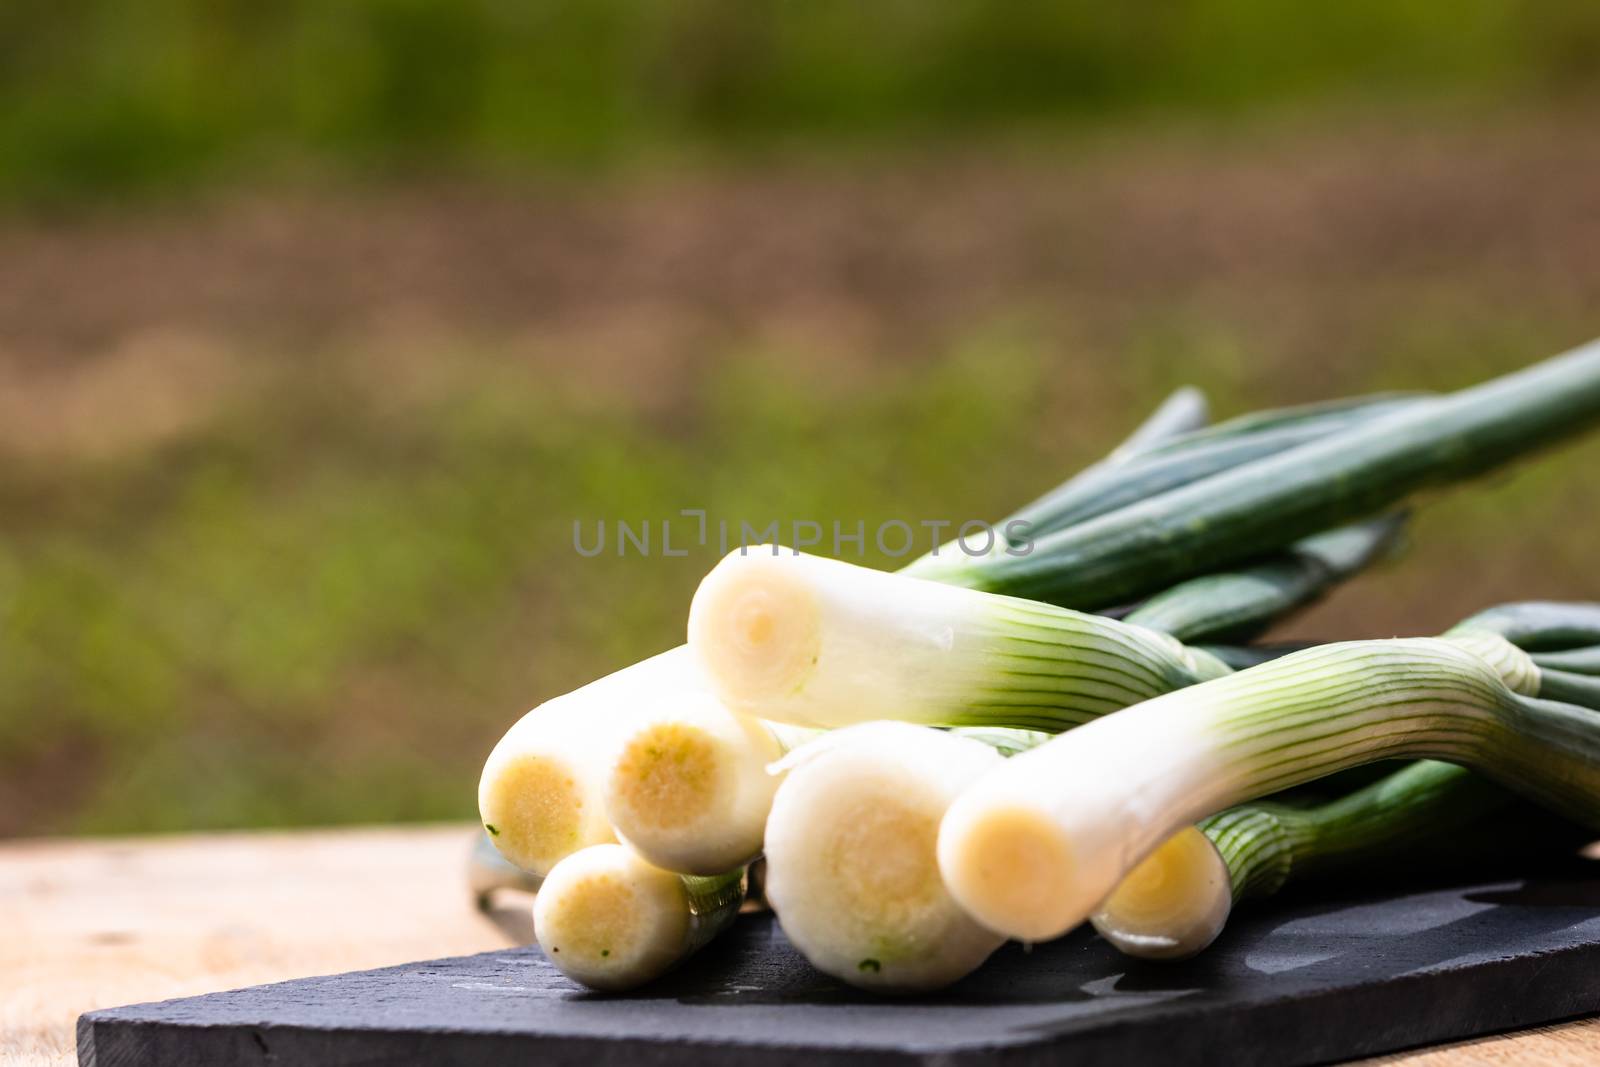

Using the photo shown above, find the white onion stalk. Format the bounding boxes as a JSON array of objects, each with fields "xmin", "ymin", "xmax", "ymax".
[
  {"xmin": 688, "ymin": 547, "xmax": 1228, "ymax": 731},
  {"xmin": 937, "ymin": 635, "xmax": 1600, "ymax": 944},
  {"xmin": 764, "ymin": 722, "xmax": 1019, "ymax": 992},
  {"xmin": 478, "ymin": 647, "xmax": 699, "ymax": 876},
  {"xmin": 1092, "ymin": 616, "xmax": 1600, "ymax": 961},
  {"xmin": 534, "ymin": 843, "xmax": 745, "ymax": 991},
  {"xmin": 604, "ymin": 697, "xmax": 819, "ymax": 875}
]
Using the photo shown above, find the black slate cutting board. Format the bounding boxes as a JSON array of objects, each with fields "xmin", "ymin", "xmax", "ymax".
[{"xmin": 79, "ymin": 871, "xmax": 1600, "ymax": 1067}]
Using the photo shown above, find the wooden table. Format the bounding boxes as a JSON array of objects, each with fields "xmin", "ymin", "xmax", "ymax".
[{"xmin": 5, "ymin": 826, "xmax": 1595, "ymax": 1067}]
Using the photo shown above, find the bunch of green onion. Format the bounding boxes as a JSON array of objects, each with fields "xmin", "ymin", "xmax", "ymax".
[
  {"xmin": 474, "ymin": 339, "xmax": 1600, "ymax": 993},
  {"xmin": 481, "ymin": 381, "xmax": 1378, "ymax": 881}
]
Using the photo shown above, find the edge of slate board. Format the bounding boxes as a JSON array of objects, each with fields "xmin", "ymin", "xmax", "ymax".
[{"xmin": 78, "ymin": 873, "xmax": 1600, "ymax": 1067}]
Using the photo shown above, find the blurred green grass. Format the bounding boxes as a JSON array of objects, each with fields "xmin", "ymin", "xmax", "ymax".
[{"xmin": 2, "ymin": 0, "xmax": 1599, "ymax": 202}]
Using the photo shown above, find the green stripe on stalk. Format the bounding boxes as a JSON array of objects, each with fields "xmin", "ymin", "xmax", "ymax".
[
  {"xmin": 938, "ymin": 635, "xmax": 1600, "ymax": 943},
  {"xmin": 913, "ymin": 339, "xmax": 1600, "ymax": 608},
  {"xmin": 688, "ymin": 548, "xmax": 1231, "ymax": 731},
  {"xmin": 1450, "ymin": 602, "xmax": 1600, "ymax": 704},
  {"xmin": 1204, "ymin": 762, "xmax": 1504, "ymax": 901}
]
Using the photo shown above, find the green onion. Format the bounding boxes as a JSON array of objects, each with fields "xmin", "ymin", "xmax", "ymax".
[
  {"xmin": 477, "ymin": 646, "xmax": 697, "ymax": 876},
  {"xmin": 602, "ymin": 388, "xmax": 1403, "ymax": 875},
  {"xmin": 533, "ymin": 843, "xmax": 746, "ymax": 991},
  {"xmin": 688, "ymin": 548, "xmax": 1231, "ymax": 731},
  {"xmin": 603, "ymin": 704, "xmax": 816, "ymax": 875},
  {"xmin": 488, "ymin": 381, "xmax": 1412, "ymax": 878},
  {"xmin": 632, "ymin": 523, "xmax": 1344, "ymax": 875},
  {"xmin": 1094, "ymin": 600, "xmax": 1600, "ymax": 959},
  {"xmin": 937, "ymin": 634, "xmax": 1600, "ymax": 943},
  {"xmin": 910, "ymin": 340, "xmax": 1600, "ymax": 607},
  {"xmin": 483, "ymin": 388, "xmax": 1225, "ymax": 878},
  {"xmin": 763, "ymin": 722, "xmax": 1021, "ymax": 992}
]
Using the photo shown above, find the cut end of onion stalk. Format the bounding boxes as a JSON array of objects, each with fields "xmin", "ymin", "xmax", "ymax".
[
  {"xmin": 764, "ymin": 722, "xmax": 1007, "ymax": 992},
  {"xmin": 479, "ymin": 647, "xmax": 701, "ymax": 877},
  {"xmin": 935, "ymin": 799, "xmax": 1086, "ymax": 943},
  {"xmin": 1090, "ymin": 827, "xmax": 1232, "ymax": 960},
  {"xmin": 479, "ymin": 710, "xmax": 618, "ymax": 877},
  {"xmin": 687, "ymin": 547, "xmax": 826, "ymax": 715},
  {"xmin": 534, "ymin": 844, "xmax": 701, "ymax": 991},
  {"xmin": 604, "ymin": 692, "xmax": 791, "ymax": 875}
]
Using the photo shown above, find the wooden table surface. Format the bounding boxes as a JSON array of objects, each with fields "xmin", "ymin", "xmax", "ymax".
[{"xmin": 5, "ymin": 825, "xmax": 1596, "ymax": 1067}]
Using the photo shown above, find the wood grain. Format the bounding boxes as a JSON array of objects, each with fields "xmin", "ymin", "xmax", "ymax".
[
  {"xmin": 3, "ymin": 825, "xmax": 514, "ymax": 1067},
  {"xmin": 5, "ymin": 826, "xmax": 1595, "ymax": 1066}
]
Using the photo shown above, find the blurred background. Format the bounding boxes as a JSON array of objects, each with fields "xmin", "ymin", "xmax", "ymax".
[{"xmin": 4, "ymin": 1, "xmax": 1599, "ymax": 837}]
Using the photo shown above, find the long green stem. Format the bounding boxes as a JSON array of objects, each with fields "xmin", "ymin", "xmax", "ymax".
[
  {"xmin": 1104, "ymin": 386, "xmax": 1212, "ymax": 459},
  {"xmin": 915, "ymin": 339, "xmax": 1600, "ymax": 607},
  {"xmin": 1203, "ymin": 761, "xmax": 1535, "ymax": 900},
  {"xmin": 1538, "ymin": 669, "xmax": 1600, "ymax": 709},
  {"xmin": 1002, "ymin": 395, "xmax": 1423, "ymax": 541}
]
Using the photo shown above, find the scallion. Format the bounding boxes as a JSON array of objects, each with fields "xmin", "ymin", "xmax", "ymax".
[
  {"xmin": 477, "ymin": 646, "xmax": 698, "ymax": 876},
  {"xmin": 762, "ymin": 722, "xmax": 1019, "ymax": 992},
  {"xmin": 533, "ymin": 843, "xmax": 746, "ymax": 991},
  {"xmin": 688, "ymin": 548, "xmax": 1230, "ymax": 732},
  {"xmin": 938, "ymin": 634, "xmax": 1600, "ymax": 943}
]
